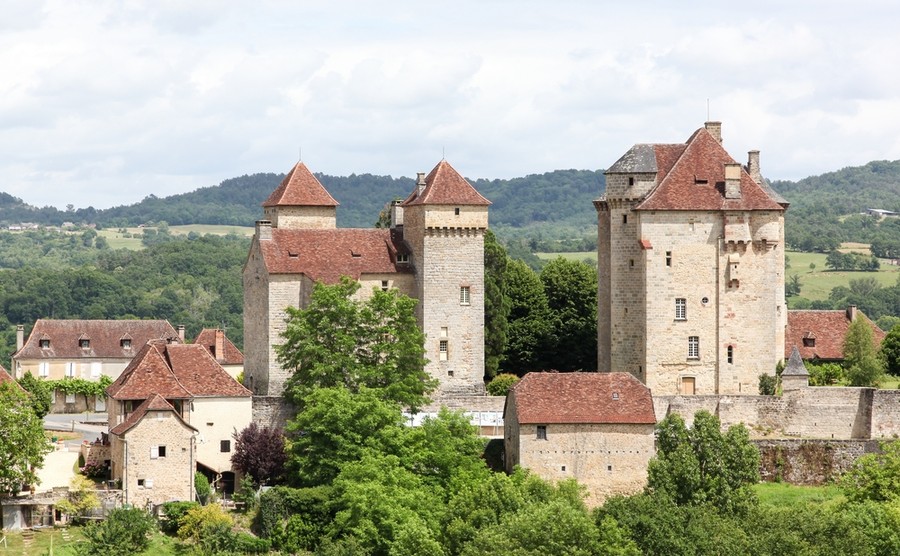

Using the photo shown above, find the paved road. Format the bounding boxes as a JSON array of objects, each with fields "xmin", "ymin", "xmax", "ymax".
[{"xmin": 43, "ymin": 412, "xmax": 108, "ymax": 447}]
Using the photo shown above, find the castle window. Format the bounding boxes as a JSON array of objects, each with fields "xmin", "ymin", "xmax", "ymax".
[
  {"xmin": 439, "ymin": 340, "xmax": 448, "ymax": 361},
  {"xmin": 628, "ymin": 177, "xmax": 634, "ymax": 186},
  {"xmin": 220, "ymin": 440, "xmax": 231, "ymax": 453},
  {"xmin": 675, "ymin": 298, "xmax": 687, "ymax": 321},
  {"xmin": 630, "ymin": 259, "xmax": 634, "ymax": 267},
  {"xmin": 688, "ymin": 336, "xmax": 699, "ymax": 359},
  {"xmin": 537, "ymin": 425, "xmax": 547, "ymax": 440},
  {"xmin": 666, "ymin": 251, "xmax": 672, "ymax": 267},
  {"xmin": 455, "ymin": 207, "xmax": 460, "ymax": 215},
  {"xmin": 381, "ymin": 280, "xmax": 389, "ymax": 291},
  {"xmin": 40, "ymin": 339, "xmax": 50, "ymax": 348},
  {"xmin": 607, "ymin": 465, "xmax": 613, "ymax": 472},
  {"xmin": 727, "ymin": 345, "xmax": 734, "ymax": 364},
  {"xmin": 460, "ymin": 286, "xmax": 470, "ymax": 305},
  {"xmin": 622, "ymin": 214, "xmax": 628, "ymax": 224}
]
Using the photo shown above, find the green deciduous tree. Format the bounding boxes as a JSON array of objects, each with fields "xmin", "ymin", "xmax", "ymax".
[
  {"xmin": 278, "ymin": 277, "xmax": 434, "ymax": 411},
  {"xmin": 540, "ymin": 257, "xmax": 597, "ymax": 371},
  {"xmin": 483, "ymin": 230, "xmax": 511, "ymax": 379},
  {"xmin": 842, "ymin": 441, "xmax": 900, "ymax": 502},
  {"xmin": 880, "ymin": 324, "xmax": 900, "ymax": 377},
  {"xmin": 501, "ymin": 259, "xmax": 555, "ymax": 374},
  {"xmin": 844, "ymin": 315, "xmax": 885, "ymax": 387},
  {"xmin": 647, "ymin": 411, "xmax": 759, "ymax": 514},
  {"xmin": 17, "ymin": 371, "xmax": 51, "ymax": 418},
  {"xmin": 0, "ymin": 382, "xmax": 50, "ymax": 497},
  {"xmin": 77, "ymin": 507, "xmax": 156, "ymax": 556}
]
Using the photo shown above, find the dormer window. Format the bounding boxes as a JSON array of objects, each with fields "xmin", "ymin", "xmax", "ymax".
[
  {"xmin": 803, "ymin": 337, "xmax": 815, "ymax": 347},
  {"xmin": 39, "ymin": 339, "xmax": 50, "ymax": 349},
  {"xmin": 121, "ymin": 339, "xmax": 132, "ymax": 349},
  {"xmin": 79, "ymin": 339, "xmax": 90, "ymax": 349},
  {"xmin": 396, "ymin": 253, "xmax": 409, "ymax": 264}
]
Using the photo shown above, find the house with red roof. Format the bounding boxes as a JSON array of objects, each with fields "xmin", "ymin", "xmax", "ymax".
[
  {"xmin": 504, "ymin": 372, "xmax": 656, "ymax": 505},
  {"xmin": 12, "ymin": 319, "xmax": 181, "ymax": 413},
  {"xmin": 193, "ymin": 328, "xmax": 244, "ymax": 380},
  {"xmin": 785, "ymin": 305, "xmax": 885, "ymax": 363},
  {"xmin": 597, "ymin": 122, "xmax": 788, "ymax": 396},
  {"xmin": 106, "ymin": 340, "xmax": 252, "ymax": 506},
  {"xmin": 243, "ymin": 159, "xmax": 490, "ymax": 402}
]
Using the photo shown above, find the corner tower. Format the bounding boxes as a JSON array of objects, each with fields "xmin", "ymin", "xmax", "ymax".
[
  {"xmin": 401, "ymin": 160, "xmax": 491, "ymax": 396},
  {"xmin": 262, "ymin": 162, "xmax": 339, "ymax": 229},
  {"xmin": 597, "ymin": 122, "xmax": 788, "ymax": 396}
]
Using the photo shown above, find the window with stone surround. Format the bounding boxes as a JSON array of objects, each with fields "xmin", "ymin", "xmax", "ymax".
[
  {"xmin": 459, "ymin": 286, "xmax": 470, "ymax": 305},
  {"xmin": 537, "ymin": 425, "xmax": 547, "ymax": 440},
  {"xmin": 381, "ymin": 280, "xmax": 389, "ymax": 291},
  {"xmin": 688, "ymin": 336, "xmax": 699, "ymax": 359},
  {"xmin": 675, "ymin": 298, "xmax": 687, "ymax": 320},
  {"xmin": 150, "ymin": 445, "xmax": 167, "ymax": 459},
  {"xmin": 727, "ymin": 345, "xmax": 734, "ymax": 364},
  {"xmin": 439, "ymin": 339, "xmax": 448, "ymax": 361}
]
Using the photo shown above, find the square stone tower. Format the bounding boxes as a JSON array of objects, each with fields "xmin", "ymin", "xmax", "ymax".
[{"xmin": 596, "ymin": 122, "xmax": 788, "ymax": 395}]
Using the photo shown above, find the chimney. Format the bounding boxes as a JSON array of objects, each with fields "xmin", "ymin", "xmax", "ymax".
[
  {"xmin": 177, "ymin": 325, "xmax": 185, "ymax": 342},
  {"xmin": 390, "ymin": 199, "xmax": 404, "ymax": 229},
  {"xmin": 214, "ymin": 329, "xmax": 225, "ymax": 362},
  {"xmin": 16, "ymin": 325, "xmax": 23, "ymax": 351},
  {"xmin": 847, "ymin": 305, "xmax": 858, "ymax": 321},
  {"xmin": 256, "ymin": 220, "xmax": 272, "ymax": 241},
  {"xmin": 416, "ymin": 172, "xmax": 426, "ymax": 197},
  {"xmin": 705, "ymin": 121, "xmax": 722, "ymax": 144},
  {"xmin": 747, "ymin": 150, "xmax": 761, "ymax": 183},
  {"xmin": 724, "ymin": 163, "xmax": 742, "ymax": 199}
]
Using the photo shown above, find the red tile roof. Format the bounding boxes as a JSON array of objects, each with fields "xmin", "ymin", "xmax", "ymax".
[
  {"xmin": 14, "ymin": 320, "xmax": 178, "ymax": 360},
  {"xmin": 259, "ymin": 228, "xmax": 412, "ymax": 282},
  {"xmin": 107, "ymin": 341, "xmax": 250, "ymax": 401},
  {"xmin": 109, "ymin": 393, "xmax": 197, "ymax": 436},
  {"xmin": 262, "ymin": 162, "xmax": 339, "ymax": 207},
  {"xmin": 193, "ymin": 329, "xmax": 244, "ymax": 365},
  {"xmin": 508, "ymin": 372, "xmax": 656, "ymax": 425},
  {"xmin": 786, "ymin": 308, "xmax": 886, "ymax": 360},
  {"xmin": 632, "ymin": 128, "xmax": 785, "ymax": 212},
  {"xmin": 402, "ymin": 160, "xmax": 491, "ymax": 206},
  {"xmin": 0, "ymin": 365, "xmax": 24, "ymax": 392}
]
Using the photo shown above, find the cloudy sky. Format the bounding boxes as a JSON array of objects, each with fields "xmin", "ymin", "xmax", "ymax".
[{"xmin": 3, "ymin": 1, "xmax": 900, "ymax": 210}]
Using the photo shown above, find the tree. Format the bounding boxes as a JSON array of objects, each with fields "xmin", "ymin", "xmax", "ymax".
[
  {"xmin": 486, "ymin": 373, "xmax": 520, "ymax": 396},
  {"xmin": 844, "ymin": 315, "xmax": 885, "ymax": 387},
  {"xmin": 17, "ymin": 371, "xmax": 51, "ymax": 418},
  {"xmin": 278, "ymin": 277, "xmax": 435, "ymax": 411},
  {"xmin": 785, "ymin": 274, "xmax": 802, "ymax": 297},
  {"xmin": 0, "ymin": 382, "xmax": 50, "ymax": 496},
  {"xmin": 501, "ymin": 259, "xmax": 555, "ymax": 374},
  {"xmin": 880, "ymin": 324, "xmax": 900, "ymax": 377},
  {"xmin": 483, "ymin": 230, "xmax": 511, "ymax": 379},
  {"xmin": 77, "ymin": 507, "xmax": 156, "ymax": 556},
  {"xmin": 842, "ymin": 441, "xmax": 900, "ymax": 502},
  {"xmin": 540, "ymin": 258, "xmax": 598, "ymax": 371},
  {"xmin": 231, "ymin": 422, "xmax": 287, "ymax": 486},
  {"xmin": 646, "ymin": 411, "xmax": 759, "ymax": 514},
  {"xmin": 56, "ymin": 475, "xmax": 100, "ymax": 523}
]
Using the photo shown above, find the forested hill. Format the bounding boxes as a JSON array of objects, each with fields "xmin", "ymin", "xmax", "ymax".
[
  {"xmin": 0, "ymin": 169, "xmax": 606, "ymax": 238},
  {"xmin": 771, "ymin": 160, "xmax": 900, "ymax": 216}
]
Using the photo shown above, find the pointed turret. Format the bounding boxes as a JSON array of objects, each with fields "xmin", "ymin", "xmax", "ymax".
[
  {"xmin": 262, "ymin": 162, "xmax": 339, "ymax": 229},
  {"xmin": 781, "ymin": 346, "xmax": 809, "ymax": 392}
]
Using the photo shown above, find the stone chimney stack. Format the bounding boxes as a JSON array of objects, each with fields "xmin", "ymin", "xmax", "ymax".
[
  {"xmin": 390, "ymin": 199, "xmax": 404, "ymax": 229},
  {"xmin": 177, "ymin": 325, "xmax": 185, "ymax": 342},
  {"xmin": 747, "ymin": 150, "xmax": 761, "ymax": 184},
  {"xmin": 705, "ymin": 121, "xmax": 722, "ymax": 144},
  {"xmin": 214, "ymin": 329, "xmax": 225, "ymax": 362},
  {"xmin": 256, "ymin": 220, "xmax": 272, "ymax": 241},
  {"xmin": 16, "ymin": 325, "xmax": 23, "ymax": 351},
  {"xmin": 847, "ymin": 305, "xmax": 858, "ymax": 321},
  {"xmin": 416, "ymin": 172, "xmax": 426, "ymax": 197},
  {"xmin": 724, "ymin": 163, "xmax": 742, "ymax": 199}
]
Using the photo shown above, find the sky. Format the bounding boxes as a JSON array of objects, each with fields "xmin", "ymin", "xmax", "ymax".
[{"xmin": 3, "ymin": 1, "xmax": 900, "ymax": 210}]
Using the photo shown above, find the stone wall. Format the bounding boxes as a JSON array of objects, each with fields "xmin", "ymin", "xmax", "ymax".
[
  {"xmin": 871, "ymin": 390, "xmax": 900, "ymax": 439},
  {"xmin": 755, "ymin": 439, "xmax": 881, "ymax": 484},
  {"xmin": 252, "ymin": 396, "xmax": 296, "ymax": 431},
  {"xmin": 264, "ymin": 205, "xmax": 336, "ymax": 229}
]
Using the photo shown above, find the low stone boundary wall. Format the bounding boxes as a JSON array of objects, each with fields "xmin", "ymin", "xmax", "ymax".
[{"xmin": 754, "ymin": 439, "xmax": 882, "ymax": 485}]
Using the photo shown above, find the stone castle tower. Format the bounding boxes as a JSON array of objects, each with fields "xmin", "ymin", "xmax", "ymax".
[
  {"xmin": 243, "ymin": 159, "xmax": 490, "ymax": 399},
  {"xmin": 596, "ymin": 122, "xmax": 788, "ymax": 396}
]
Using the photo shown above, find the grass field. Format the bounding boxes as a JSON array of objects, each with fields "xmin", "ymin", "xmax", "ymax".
[
  {"xmin": 0, "ymin": 528, "xmax": 179, "ymax": 556},
  {"xmin": 786, "ymin": 248, "xmax": 900, "ymax": 302},
  {"xmin": 98, "ymin": 225, "xmax": 253, "ymax": 251},
  {"xmin": 753, "ymin": 482, "xmax": 844, "ymax": 507},
  {"xmin": 535, "ymin": 251, "xmax": 597, "ymax": 263}
]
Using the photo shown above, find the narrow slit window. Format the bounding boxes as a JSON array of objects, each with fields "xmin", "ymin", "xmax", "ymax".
[{"xmin": 727, "ymin": 345, "xmax": 734, "ymax": 364}]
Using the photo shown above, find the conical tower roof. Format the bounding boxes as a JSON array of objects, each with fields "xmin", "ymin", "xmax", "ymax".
[
  {"xmin": 402, "ymin": 160, "xmax": 491, "ymax": 206},
  {"xmin": 782, "ymin": 346, "xmax": 809, "ymax": 377},
  {"xmin": 263, "ymin": 162, "xmax": 339, "ymax": 208}
]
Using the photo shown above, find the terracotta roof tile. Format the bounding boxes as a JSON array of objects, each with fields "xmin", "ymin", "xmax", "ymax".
[
  {"xmin": 166, "ymin": 344, "xmax": 251, "ymax": 397},
  {"xmin": 14, "ymin": 320, "xmax": 178, "ymax": 360},
  {"xmin": 262, "ymin": 162, "xmax": 339, "ymax": 208},
  {"xmin": 193, "ymin": 329, "xmax": 244, "ymax": 365},
  {"xmin": 106, "ymin": 342, "xmax": 192, "ymax": 400},
  {"xmin": 786, "ymin": 308, "xmax": 885, "ymax": 360},
  {"xmin": 508, "ymin": 372, "xmax": 656, "ymax": 425},
  {"xmin": 109, "ymin": 394, "xmax": 196, "ymax": 436},
  {"xmin": 633, "ymin": 128, "xmax": 785, "ymax": 212},
  {"xmin": 260, "ymin": 228, "xmax": 412, "ymax": 282},
  {"xmin": 402, "ymin": 160, "xmax": 491, "ymax": 206}
]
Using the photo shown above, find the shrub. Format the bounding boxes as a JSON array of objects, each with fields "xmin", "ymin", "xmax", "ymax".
[
  {"xmin": 195, "ymin": 471, "xmax": 211, "ymax": 504},
  {"xmin": 177, "ymin": 503, "xmax": 233, "ymax": 542},
  {"xmin": 255, "ymin": 485, "xmax": 333, "ymax": 551},
  {"xmin": 235, "ymin": 531, "xmax": 272, "ymax": 554},
  {"xmin": 78, "ymin": 507, "xmax": 156, "ymax": 556},
  {"xmin": 159, "ymin": 501, "xmax": 199, "ymax": 534},
  {"xmin": 486, "ymin": 373, "xmax": 520, "ymax": 396},
  {"xmin": 758, "ymin": 374, "xmax": 777, "ymax": 395},
  {"xmin": 81, "ymin": 461, "xmax": 107, "ymax": 480}
]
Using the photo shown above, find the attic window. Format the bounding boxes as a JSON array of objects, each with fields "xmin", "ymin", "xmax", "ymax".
[
  {"xmin": 351, "ymin": 251, "xmax": 361, "ymax": 258},
  {"xmin": 120, "ymin": 339, "xmax": 132, "ymax": 349},
  {"xmin": 612, "ymin": 392, "xmax": 619, "ymax": 400},
  {"xmin": 79, "ymin": 339, "xmax": 90, "ymax": 349},
  {"xmin": 39, "ymin": 339, "xmax": 50, "ymax": 349},
  {"xmin": 396, "ymin": 253, "xmax": 409, "ymax": 263},
  {"xmin": 695, "ymin": 177, "xmax": 709, "ymax": 185},
  {"xmin": 803, "ymin": 337, "xmax": 816, "ymax": 347}
]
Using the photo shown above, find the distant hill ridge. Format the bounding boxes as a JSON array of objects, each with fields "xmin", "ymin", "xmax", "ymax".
[{"xmin": 3, "ymin": 160, "xmax": 900, "ymax": 239}]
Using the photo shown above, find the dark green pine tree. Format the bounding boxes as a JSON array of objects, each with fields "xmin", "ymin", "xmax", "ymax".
[{"xmin": 483, "ymin": 230, "xmax": 511, "ymax": 380}]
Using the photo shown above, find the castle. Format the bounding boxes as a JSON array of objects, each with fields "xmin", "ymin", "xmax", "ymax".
[
  {"xmin": 597, "ymin": 121, "xmax": 788, "ymax": 396},
  {"xmin": 243, "ymin": 159, "xmax": 491, "ymax": 401}
]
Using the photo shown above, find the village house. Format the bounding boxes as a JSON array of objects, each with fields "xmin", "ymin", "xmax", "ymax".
[
  {"xmin": 504, "ymin": 372, "xmax": 656, "ymax": 506},
  {"xmin": 243, "ymin": 159, "xmax": 491, "ymax": 406},
  {"xmin": 597, "ymin": 121, "xmax": 788, "ymax": 396},
  {"xmin": 193, "ymin": 328, "xmax": 244, "ymax": 380},
  {"xmin": 785, "ymin": 305, "xmax": 886, "ymax": 363},
  {"xmin": 12, "ymin": 319, "xmax": 182, "ymax": 413},
  {"xmin": 105, "ymin": 339, "xmax": 252, "ymax": 506}
]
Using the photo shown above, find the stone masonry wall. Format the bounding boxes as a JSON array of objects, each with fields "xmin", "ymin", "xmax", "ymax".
[
  {"xmin": 871, "ymin": 390, "xmax": 900, "ymax": 439},
  {"xmin": 252, "ymin": 396, "xmax": 296, "ymax": 432},
  {"xmin": 242, "ymin": 238, "xmax": 270, "ymax": 395},
  {"xmin": 756, "ymin": 439, "xmax": 881, "ymax": 484},
  {"xmin": 264, "ymin": 206, "xmax": 336, "ymax": 229}
]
